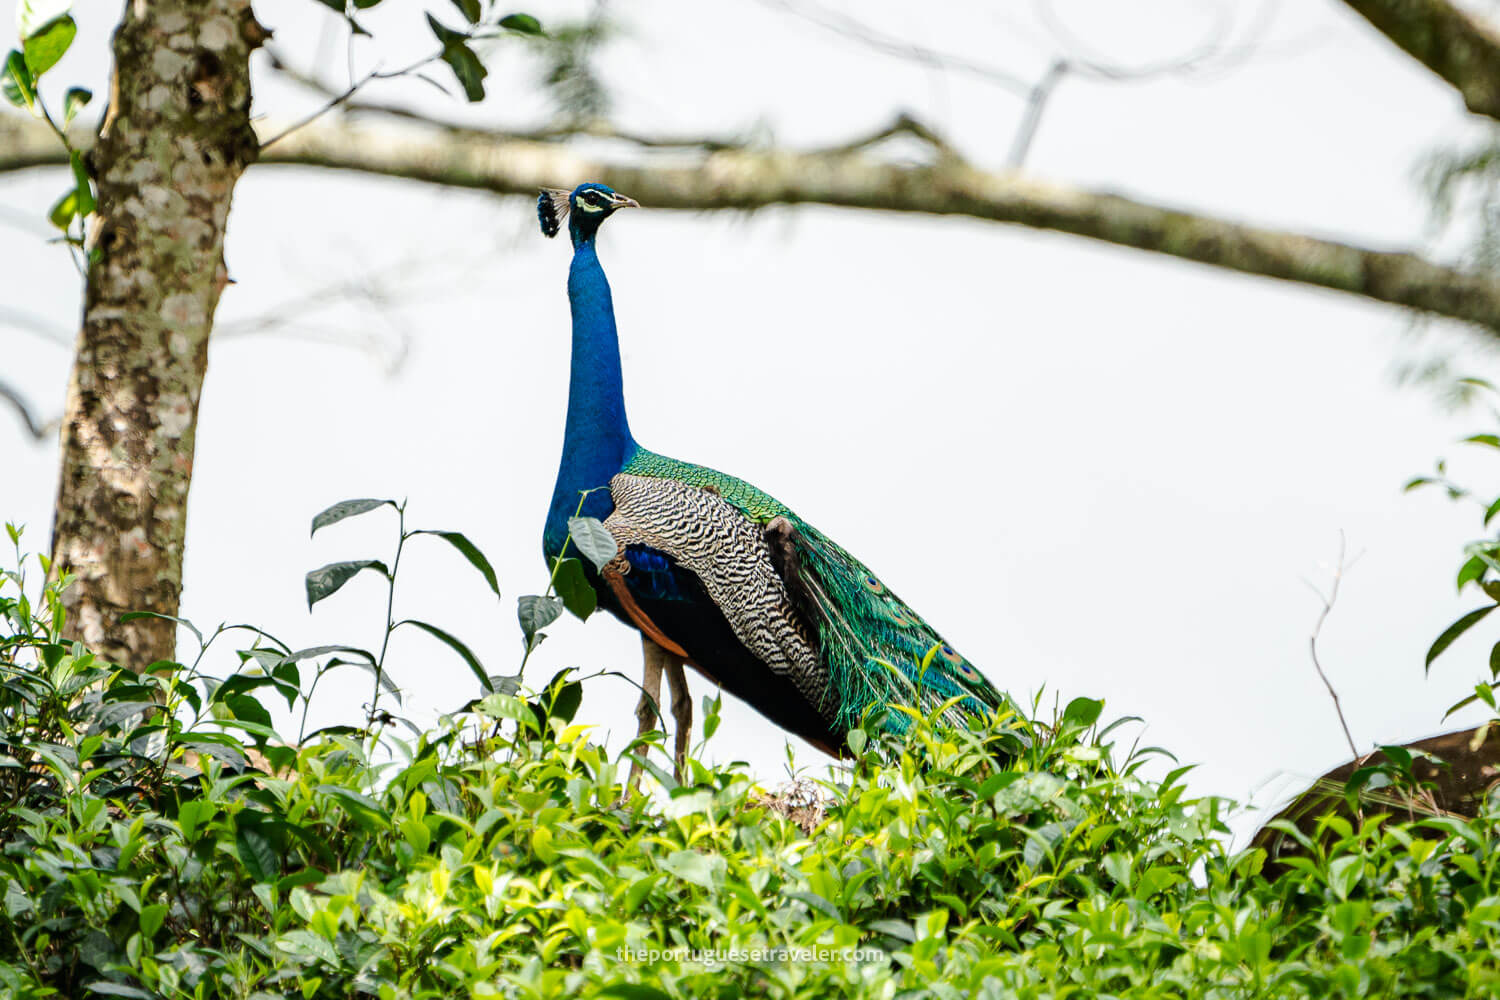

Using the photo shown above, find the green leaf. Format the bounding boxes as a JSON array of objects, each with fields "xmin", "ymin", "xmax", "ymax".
[
  {"xmin": 1464, "ymin": 434, "xmax": 1500, "ymax": 449},
  {"xmin": 139, "ymin": 903, "xmax": 167, "ymax": 940},
  {"xmin": 786, "ymin": 890, "xmax": 840, "ymax": 921},
  {"xmin": 1458, "ymin": 376, "xmax": 1498, "ymax": 394},
  {"xmin": 623, "ymin": 873, "xmax": 662, "ymax": 915},
  {"xmin": 498, "ymin": 12, "xmax": 542, "ymax": 34},
  {"xmin": 624, "ymin": 751, "xmax": 678, "ymax": 791},
  {"xmin": 426, "ymin": 14, "xmax": 487, "ymax": 101},
  {"xmin": 1062, "ymin": 696, "xmax": 1103, "ymax": 728},
  {"xmin": 304, "ymin": 559, "xmax": 389, "ymax": 609},
  {"xmin": 69, "ymin": 148, "xmax": 93, "ymax": 216},
  {"xmin": 868, "ymin": 918, "xmax": 916, "ymax": 943},
  {"xmin": 567, "ymin": 516, "xmax": 618, "ymax": 572},
  {"xmin": 1425, "ymin": 604, "xmax": 1497, "ymax": 672},
  {"xmin": 234, "ymin": 813, "xmax": 281, "ymax": 881},
  {"xmin": 3, "ymin": 51, "xmax": 36, "ymax": 110},
  {"xmin": 553, "ymin": 557, "xmax": 597, "ymax": 621},
  {"xmin": 1466, "ymin": 541, "xmax": 1500, "ymax": 576},
  {"xmin": 414, "ymin": 530, "xmax": 500, "ymax": 598},
  {"xmin": 22, "ymin": 14, "xmax": 74, "ymax": 78},
  {"xmin": 282, "ymin": 644, "xmax": 376, "ymax": 670},
  {"xmin": 178, "ymin": 736, "xmax": 246, "ymax": 771},
  {"xmin": 425, "ymin": 11, "xmax": 463, "ymax": 44},
  {"xmin": 1402, "ymin": 476, "xmax": 1433, "ymax": 493},
  {"xmin": 450, "ymin": 0, "xmax": 481, "ymax": 23},
  {"xmin": 518, "ymin": 594, "xmax": 563, "ymax": 640},
  {"xmin": 62, "ymin": 84, "xmax": 88, "ymax": 123},
  {"xmin": 316, "ymin": 784, "xmax": 389, "ymax": 829},
  {"xmin": 85, "ymin": 984, "xmax": 157, "ymax": 999},
  {"xmin": 1458, "ymin": 554, "xmax": 1486, "ymax": 591},
  {"xmin": 659, "ymin": 849, "xmax": 722, "ymax": 889},
  {"xmin": 544, "ymin": 678, "xmax": 582, "ymax": 724},
  {"xmin": 310, "ymin": 497, "xmax": 394, "ymax": 536},
  {"xmin": 278, "ymin": 929, "xmax": 339, "ymax": 965},
  {"xmin": 593, "ymin": 987, "xmax": 671, "ymax": 1000},
  {"xmin": 394, "ymin": 618, "xmax": 492, "ymax": 691},
  {"xmin": 118, "ymin": 610, "xmax": 204, "ymax": 646},
  {"xmin": 489, "ymin": 671, "xmax": 522, "ymax": 695},
  {"xmin": 225, "ymin": 692, "xmax": 272, "ymax": 730},
  {"xmin": 47, "ymin": 186, "xmax": 77, "ymax": 230},
  {"xmin": 442, "ymin": 41, "xmax": 487, "ymax": 102},
  {"xmin": 1327, "ymin": 855, "xmax": 1363, "ymax": 901}
]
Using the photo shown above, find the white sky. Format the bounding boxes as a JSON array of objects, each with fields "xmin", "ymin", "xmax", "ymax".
[{"xmin": 3, "ymin": 0, "xmax": 1498, "ymax": 842}]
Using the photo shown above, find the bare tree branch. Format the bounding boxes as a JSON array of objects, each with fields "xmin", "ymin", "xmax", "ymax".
[
  {"xmin": 749, "ymin": 0, "xmax": 1034, "ymax": 95},
  {"xmin": 0, "ymin": 305, "xmax": 72, "ymax": 347},
  {"xmin": 1340, "ymin": 0, "xmax": 1500, "ymax": 122},
  {"xmin": 0, "ymin": 378, "xmax": 52, "ymax": 441},
  {"xmin": 8, "ymin": 111, "xmax": 1500, "ymax": 337}
]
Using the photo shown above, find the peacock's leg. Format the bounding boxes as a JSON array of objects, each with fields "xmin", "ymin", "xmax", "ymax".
[
  {"xmin": 663, "ymin": 652, "xmax": 691, "ymax": 779},
  {"xmin": 629, "ymin": 638, "xmax": 665, "ymax": 790}
]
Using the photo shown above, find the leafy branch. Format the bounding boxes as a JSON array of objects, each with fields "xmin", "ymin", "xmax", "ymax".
[
  {"xmin": 261, "ymin": 0, "xmax": 543, "ymax": 149},
  {"xmin": 305, "ymin": 497, "xmax": 506, "ymax": 732},
  {"xmin": 1, "ymin": 1, "xmax": 94, "ymax": 272}
]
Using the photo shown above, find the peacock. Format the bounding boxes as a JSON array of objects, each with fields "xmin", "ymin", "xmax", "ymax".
[{"xmin": 539, "ymin": 182, "xmax": 1005, "ymax": 768}]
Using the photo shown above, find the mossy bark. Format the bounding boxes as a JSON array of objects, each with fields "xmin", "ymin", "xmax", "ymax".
[
  {"xmin": 49, "ymin": 0, "xmax": 266, "ymax": 671},
  {"xmin": 1342, "ymin": 0, "xmax": 1500, "ymax": 122}
]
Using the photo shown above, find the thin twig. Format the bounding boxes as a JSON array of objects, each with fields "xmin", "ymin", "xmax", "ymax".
[
  {"xmin": 260, "ymin": 50, "xmax": 442, "ymax": 150},
  {"xmin": 268, "ymin": 50, "xmax": 754, "ymax": 151},
  {"xmin": 1303, "ymin": 531, "xmax": 1362, "ymax": 762},
  {"xmin": 1007, "ymin": 60, "xmax": 1069, "ymax": 167}
]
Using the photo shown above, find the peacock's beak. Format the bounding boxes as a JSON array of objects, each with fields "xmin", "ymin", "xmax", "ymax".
[{"xmin": 611, "ymin": 193, "xmax": 640, "ymax": 209}]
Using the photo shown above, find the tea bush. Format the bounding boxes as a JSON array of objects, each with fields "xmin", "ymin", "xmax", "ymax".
[{"xmin": 2, "ymin": 516, "xmax": 1499, "ymax": 999}]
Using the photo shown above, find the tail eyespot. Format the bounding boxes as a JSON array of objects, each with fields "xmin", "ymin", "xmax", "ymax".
[
  {"xmin": 950, "ymin": 655, "xmax": 982, "ymax": 683},
  {"xmin": 937, "ymin": 644, "xmax": 979, "ymax": 681}
]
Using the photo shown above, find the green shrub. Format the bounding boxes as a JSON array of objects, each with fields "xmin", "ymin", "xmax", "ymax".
[{"xmin": 2, "ymin": 519, "xmax": 1500, "ymax": 999}]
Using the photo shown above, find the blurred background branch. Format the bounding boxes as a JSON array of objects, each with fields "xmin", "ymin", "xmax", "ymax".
[{"xmin": 6, "ymin": 111, "xmax": 1500, "ymax": 338}]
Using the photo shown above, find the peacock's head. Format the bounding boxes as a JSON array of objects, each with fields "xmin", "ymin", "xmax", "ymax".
[{"xmin": 538, "ymin": 182, "xmax": 638, "ymax": 244}]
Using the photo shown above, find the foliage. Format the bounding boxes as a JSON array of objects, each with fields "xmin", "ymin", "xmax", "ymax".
[
  {"xmin": 1407, "ymin": 378, "xmax": 1500, "ymax": 721},
  {"xmin": 3, "ymin": 518, "xmax": 1500, "ymax": 998},
  {"xmin": 2, "ymin": 0, "xmax": 93, "ymax": 261},
  {"xmin": 527, "ymin": 16, "xmax": 613, "ymax": 121}
]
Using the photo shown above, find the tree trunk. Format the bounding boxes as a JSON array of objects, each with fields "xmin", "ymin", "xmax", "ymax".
[{"xmin": 49, "ymin": 0, "xmax": 266, "ymax": 671}]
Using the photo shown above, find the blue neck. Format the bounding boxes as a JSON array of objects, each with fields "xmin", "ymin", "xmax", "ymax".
[{"xmin": 545, "ymin": 232, "xmax": 636, "ymax": 559}]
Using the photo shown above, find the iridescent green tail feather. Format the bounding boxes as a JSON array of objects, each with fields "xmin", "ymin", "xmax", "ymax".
[{"xmin": 784, "ymin": 518, "xmax": 1006, "ymax": 735}]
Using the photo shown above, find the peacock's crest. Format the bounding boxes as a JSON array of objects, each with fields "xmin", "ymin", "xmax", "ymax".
[{"xmin": 538, "ymin": 187, "xmax": 572, "ymax": 238}]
